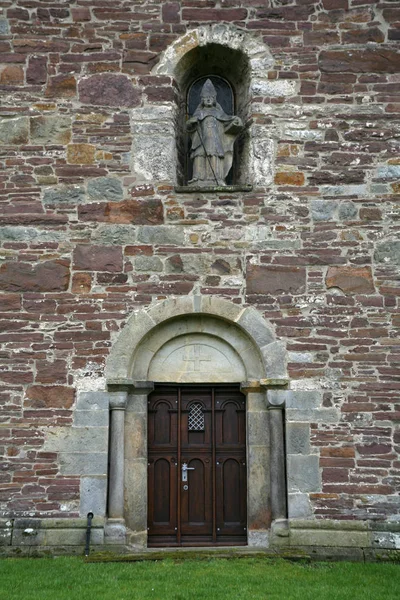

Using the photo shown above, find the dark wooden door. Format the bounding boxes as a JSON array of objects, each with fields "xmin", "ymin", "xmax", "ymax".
[{"xmin": 147, "ymin": 385, "xmax": 247, "ymax": 547}]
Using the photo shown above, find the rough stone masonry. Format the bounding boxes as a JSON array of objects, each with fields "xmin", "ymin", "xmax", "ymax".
[{"xmin": 0, "ymin": 1, "xmax": 399, "ymax": 558}]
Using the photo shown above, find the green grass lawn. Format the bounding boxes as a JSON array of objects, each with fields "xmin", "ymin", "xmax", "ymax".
[{"xmin": 0, "ymin": 557, "xmax": 399, "ymax": 600}]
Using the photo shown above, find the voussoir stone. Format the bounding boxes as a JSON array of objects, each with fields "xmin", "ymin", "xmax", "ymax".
[
  {"xmin": 326, "ymin": 266, "xmax": 375, "ymax": 295},
  {"xmin": 79, "ymin": 74, "xmax": 140, "ymax": 107},
  {"xmin": 0, "ymin": 260, "xmax": 70, "ymax": 292},
  {"xmin": 247, "ymin": 265, "xmax": 306, "ymax": 295}
]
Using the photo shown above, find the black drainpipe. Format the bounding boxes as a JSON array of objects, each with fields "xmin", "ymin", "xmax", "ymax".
[{"xmin": 85, "ymin": 512, "xmax": 94, "ymax": 557}]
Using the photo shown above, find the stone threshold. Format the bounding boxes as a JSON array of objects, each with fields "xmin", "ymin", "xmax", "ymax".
[{"xmin": 85, "ymin": 546, "xmax": 308, "ymax": 563}]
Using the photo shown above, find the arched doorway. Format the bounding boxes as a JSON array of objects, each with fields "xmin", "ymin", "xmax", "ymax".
[{"xmin": 105, "ymin": 296, "xmax": 288, "ymax": 548}]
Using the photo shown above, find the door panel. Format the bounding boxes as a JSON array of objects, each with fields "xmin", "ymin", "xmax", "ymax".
[{"xmin": 148, "ymin": 385, "xmax": 246, "ymax": 546}]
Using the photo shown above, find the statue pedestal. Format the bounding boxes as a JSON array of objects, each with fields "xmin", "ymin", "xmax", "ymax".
[{"xmin": 175, "ymin": 185, "xmax": 253, "ymax": 193}]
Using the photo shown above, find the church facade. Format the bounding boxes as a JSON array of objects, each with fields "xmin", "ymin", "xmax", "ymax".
[{"xmin": 0, "ymin": 1, "xmax": 399, "ymax": 558}]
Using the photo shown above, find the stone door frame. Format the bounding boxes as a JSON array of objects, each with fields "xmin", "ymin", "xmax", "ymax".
[{"xmin": 105, "ymin": 296, "xmax": 288, "ymax": 548}]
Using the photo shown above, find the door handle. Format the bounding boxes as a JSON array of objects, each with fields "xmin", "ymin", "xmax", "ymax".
[{"xmin": 181, "ymin": 462, "xmax": 195, "ymax": 482}]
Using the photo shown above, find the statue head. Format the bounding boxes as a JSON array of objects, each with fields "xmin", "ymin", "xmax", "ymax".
[{"xmin": 200, "ymin": 79, "xmax": 217, "ymax": 108}]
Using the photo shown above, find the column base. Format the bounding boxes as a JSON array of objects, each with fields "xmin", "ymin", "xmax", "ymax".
[{"xmin": 104, "ymin": 518, "xmax": 127, "ymax": 545}]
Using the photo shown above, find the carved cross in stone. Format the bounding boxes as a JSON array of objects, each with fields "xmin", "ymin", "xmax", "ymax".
[{"xmin": 184, "ymin": 345, "xmax": 212, "ymax": 372}]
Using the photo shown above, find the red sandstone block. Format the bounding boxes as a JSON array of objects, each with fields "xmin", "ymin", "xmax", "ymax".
[
  {"xmin": 323, "ymin": 468, "xmax": 349, "ymax": 483},
  {"xmin": 319, "ymin": 49, "xmax": 400, "ymax": 74},
  {"xmin": 78, "ymin": 199, "xmax": 163, "ymax": 225},
  {"xmin": 13, "ymin": 39, "xmax": 70, "ymax": 54},
  {"xmin": 45, "ymin": 74, "xmax": 77, "ymax": 98},
  {"xmin": 0, "ymin": 54, "xmax": 27, "ymax": 63},
  {"xmin": 71, "ymin": 8, "xmax": 91, "ymax": 22},
  {"xmin": 247, "ymin": 265, "xmax": 306, "ymax": 295},
  {"xmin": 162, "ymin": 2, "xmax": 180, "ymax": 23},
  {"xmin": 182, "ymin": 8, "xmax": 247, "ymax": 21},
  {"xmin": 0, "ymin": 294, "xmax": 21, "ymax": 311},
  {"xmin": 0, "ymin": 261, "xmax": 70, "ymax": 293},
  {"xmin": 26, "ymin": 56, "xmax": 48, "ymax": 85},
  {"xmin": 7, "ymin": 8, "xmax": 29, "ymax": 20}
]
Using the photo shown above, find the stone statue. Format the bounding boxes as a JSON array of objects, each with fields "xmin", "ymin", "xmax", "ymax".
[{"xmin": 186, "ymin": 79, "xmax": 243, "ymax": 187}]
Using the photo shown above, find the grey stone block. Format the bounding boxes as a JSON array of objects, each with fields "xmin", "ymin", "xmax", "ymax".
[
  {"xmin": 268, "ymin": 390, "xmax": 321, "ymax": 411},
  {"xmin": 12, "ymin": 528, "xmax": 45, "ymax": 547},
  {"xmin": 76, "ymin": 392, "xmax": 110, "ymax": 410},
  {"xmin": 60, "ymin": 452, "xmax": 108, "ymax": 476},
  {"xmin": 30, "ymin": 116, "xmax": 72, "ymax": 145},
  {"xmin": 43, "ymin": 185, "xmax": 85, "ymax": 205},
  {"xmin": 376, "ymin": 165, "xmax": 400, "ymax": 179},
  {"xmin": 0, "ymin": 18, "xmax": 9, "ymax": 34},
  {"xmin": 371, "ymin": 531, "xmax": 400, "ymax": 549},
  {"xmin": 0, "ymin": 524, "xmax": 12, "ymax": 546},
  {"xmin": 236, "ymin": 307, "xmax": 275, "ymax": 348},
  {"xmin": 0, "ymin": 226, "xmax": 65, "ymax": 243},
  {"xmin": 285, "ymin": 391, "xmax": 322, "ymax": 410},
  {"xmin": 43, "ymin": 528, "xmax": 103, "ymax": 546},
  {"xmin": 311, "ymin": 200, "xmax": 337, "ymax": 221},
  {"xmin": 286, "ymin": 423, "xmax": 310, "ymax": 455},
  {"xmin": 248, "ymin": 530, "xmax": 269, "ymax": 548},
  {"xmin": 322, "ymin": 184, "xmax": 367, "ymax": 196},
  {"xmin": 261, "ymin": 341, "xmax": 287, "ymax": 378},
  {"xmin": 138, "ymin": 225, "xmax": 184, "ymax": 245},
  {"xmin": 288, "ymin": 493, "xmax": 313, "ymax": 519},
  {"xmin": 74, "ymin": 409, "xmax": 109, "ymax": 427},
  {"xmin": 80, "ymin": 477, "xmax": 107, "ymax": 517},
  {"xmin": 93, "ymin": 224, "xmax": 136, "ymax": 245},
  {"xmin": 134, "ymin": 255, "xmax": 163, "ymax": 272},
  {"xmin": 248, "ymin": 410, "xmax": 269, "ymax": 446},
  {"xmin": 289, "ymin": 528, "xmax": 370, "ymax": 548},
  {"xmin": 287, "ymin": 455, "xmax": 321, "ymax": 493},
  {"xmin": 286, "ymin": 407, "xmax": 340, "ymax": 423},
  {"xmin": 248, "ymin": 446, "xmax": 270, "ymax": 530},
  {"xmin": 124, "ymin": 458, "xmax": 147, "ymax": 532},
  {"xmin": 43, "ymin": 427, "xmax": 108, "ymax": 453},
  {"xmin": 0, "ymin": 117, "xmax": 29, "ymax": 145},
  {"xmin": 338, "ymin": 201, "xmax": 358, "ymax": 220},
  {"xmin": 374, "ymin": 240, "xmax": 400, "ymax": 266},
  {"xmin": 87, "ymin": 177, "xmax": 124, "ymax": 201}
]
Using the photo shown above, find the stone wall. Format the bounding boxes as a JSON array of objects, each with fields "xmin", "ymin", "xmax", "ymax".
[{"xmin": 0, "ymin": 0, "xmax": 399, "ymax": 554}]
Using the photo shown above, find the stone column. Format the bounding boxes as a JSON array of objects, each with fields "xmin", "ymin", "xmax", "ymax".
[
  {"xmin": 105, "ymin": 390, "xmax": 128, "ymax": 545},
  {"xmin": 269, "ymin": 406, "xmax": 287, "ymax": 521}
]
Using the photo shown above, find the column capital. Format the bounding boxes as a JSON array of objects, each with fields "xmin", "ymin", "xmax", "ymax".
[{"xmin": 109, "ymin": 391, "xmax": 128, "ymax": 410}]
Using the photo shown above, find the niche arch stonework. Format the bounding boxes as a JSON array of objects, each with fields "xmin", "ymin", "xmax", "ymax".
[
  {"xmin": 105, "ymin": 296, "xmax": 289, "ymax": 549},
  {"xmin": 131, "ymin": 24, "xmax": 279, "ymax": 188}
]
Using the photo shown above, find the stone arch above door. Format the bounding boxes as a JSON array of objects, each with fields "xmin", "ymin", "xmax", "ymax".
[
  {"xmin": 106, "ymin": 296, "xmax": 287, "ymax": 385},
  {"xmin": 105, "ymin": 297, "xmax": 288, "ymax": 549}
]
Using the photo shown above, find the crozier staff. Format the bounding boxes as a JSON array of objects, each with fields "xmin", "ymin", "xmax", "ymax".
[{"xmin": 187, "ymin": 79, "xmax": 243, "ymax": 187}]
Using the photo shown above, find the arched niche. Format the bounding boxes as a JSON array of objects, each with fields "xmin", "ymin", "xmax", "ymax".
[
  {"xmin": 172, "ymin": 42, "xmax": 251, "ymax": 185},
  {"xmin": 130, "ymin": 25, "xmax": 275, "ymax": 188}
]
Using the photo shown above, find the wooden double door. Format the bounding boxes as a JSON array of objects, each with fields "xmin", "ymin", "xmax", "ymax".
[{"xmin": 148, "ymin": 385, "xmax": 247, "ymax": 546}]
